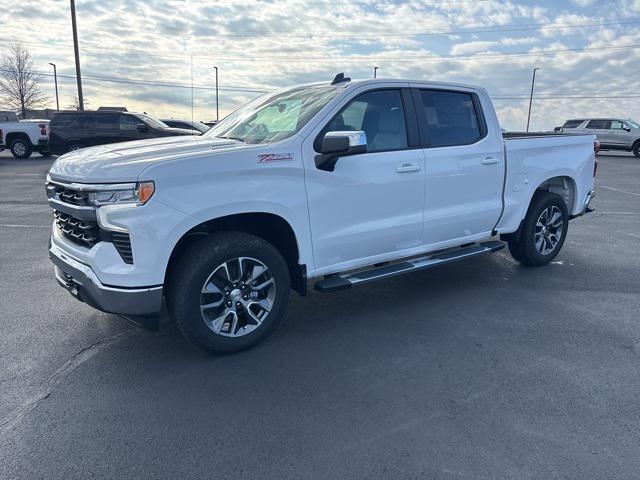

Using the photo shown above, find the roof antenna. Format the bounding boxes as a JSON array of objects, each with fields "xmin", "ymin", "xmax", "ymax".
[{"xmin": 331, "ymin": 72, "xmax": 351, "ymax": 85}]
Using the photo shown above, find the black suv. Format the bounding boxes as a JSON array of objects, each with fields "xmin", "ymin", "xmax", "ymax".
[{"xmin": 49, "ymin": 111, "xmax": 196, "ymax": 155}]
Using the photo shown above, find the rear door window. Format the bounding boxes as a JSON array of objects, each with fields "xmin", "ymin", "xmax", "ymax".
[
  {"xmin": 94, "ymin": 114, "xmax": 119, "ymax": 129},
  {"xmin": 418, "ymin": 90, "xmax": 484, "ymax": 147},
  {"xmin": 586, "ymin": 120, "xmax": 611, "ymax": 129}
]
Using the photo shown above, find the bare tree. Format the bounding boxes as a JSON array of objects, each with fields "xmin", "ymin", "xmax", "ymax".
[
  {"xmin": 67, "ymin": 96, "xmax": 89, "ymax": 110},
  {"xmin": 0, "ymin": 42, "xmax": 48, "ymax": 117}
]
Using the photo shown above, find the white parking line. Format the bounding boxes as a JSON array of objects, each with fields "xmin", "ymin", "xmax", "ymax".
[
  {"xmin": 599, "ymin": 185, "xmax": 640, "ymax": 197},
  {"xmin": 0, "ymin": 224, "xmax": 50, "ymax": 228}
]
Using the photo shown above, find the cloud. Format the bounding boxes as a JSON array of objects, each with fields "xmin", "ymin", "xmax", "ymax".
[{"xmin": 1, "ymin": 0, "xmax": 639, "ymax": 131}]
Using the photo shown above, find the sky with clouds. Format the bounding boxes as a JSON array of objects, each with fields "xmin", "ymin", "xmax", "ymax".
[{"xmin": 2, "ymin": 0, "xmax": 640, "ymax": 130}]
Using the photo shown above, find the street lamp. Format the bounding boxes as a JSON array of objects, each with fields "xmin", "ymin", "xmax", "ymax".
[
  {"xmin": 48, "ymin": 63, "xmax": 59, "ymax": 111},
  {"xmin": 213, "ymin": 66, "xmax": 219, "ymax": 122},
  {"xmin": 526, "ymin": 67, "xmax": 540, "ymax": 132},
  {"xmin": 373, "ymin": 66, "xmax": 378, "ymax": 78}
]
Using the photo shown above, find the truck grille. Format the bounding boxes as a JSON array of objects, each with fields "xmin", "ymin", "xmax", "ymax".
[
  {"xmin": 54, "ymin": 210, "xmax": 99, "ymax": 247},
  {"xmin": 47, "ymin": 183, "xmax": 90, "ymax": 206},
  {"xmin": 48, "ymin": 180, "xmax": 134, "ymax": 264}
]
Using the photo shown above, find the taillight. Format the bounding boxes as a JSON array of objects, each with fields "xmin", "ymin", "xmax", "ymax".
[
  {"xmin": 594, "ymin": 140, "xmax": 600, "ymax": 154},
  {"xmin": 593, "ymin": 141, "xmax": 599, "ymax": 177},
  {"xmin": 39, "ymin": 123, "xmax": 47, "ymax": 136},
  {"xmin": 0, "ymin": 128, "xmax": 3, "ymax": 143}
]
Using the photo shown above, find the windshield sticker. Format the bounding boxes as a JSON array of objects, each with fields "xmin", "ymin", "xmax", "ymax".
[{"xmin": 258, "ymin": 153, "xmax": 294, "ymax": 163}]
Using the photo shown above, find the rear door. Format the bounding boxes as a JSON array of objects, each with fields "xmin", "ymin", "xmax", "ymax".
[
  {"xmin": 584, "ymin": 119, "xmax": 611, "ymax": 146},
  {"xmin": 413, "ymin": 87, "xmax": 505, "ymax": 247},
  {"xmin": 92, "ymin": 113, "xmax": 122, "ymax": 145}
]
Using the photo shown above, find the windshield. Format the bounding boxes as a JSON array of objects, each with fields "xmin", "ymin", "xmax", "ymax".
[
  {"xmin": 626, "ymin": 118, "xmax": 640, "ymax": 128},
  {"xmin": 207, "ymin": 85, "xmax": 340, "ymax": 144},
  {"xmin": 136, "ymin": 113, "xmax": 169, "ymax": 129}
]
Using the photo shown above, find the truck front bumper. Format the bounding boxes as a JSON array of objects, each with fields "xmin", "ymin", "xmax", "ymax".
[{"xmin": 50, "ymin": 241, "xmax": 163, "ymax": 315}]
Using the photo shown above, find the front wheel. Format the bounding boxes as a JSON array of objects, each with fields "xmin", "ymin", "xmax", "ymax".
[
  {"xmin": 167, "ymin": 232, "xmax": 290, "ymax": 352},
  {"xmin": 632, "ymin": 142, "xmax": 640, "ymax": 159},
  {"xmin": 10, "ymin": 138, "xmax": 32, "ymax": 159},
  {"xmin": 508, "ymin": 191, "xmax": 569, "ymax": 266}
]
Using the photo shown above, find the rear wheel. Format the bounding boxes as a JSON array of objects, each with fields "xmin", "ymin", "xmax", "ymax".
[
  {"xmin": 10, "ymin": 138, "xmax": 32, "ymax": 159},
  {"xmin": 508, "ymin": 191, "xmax": 568, "ymax": 266},
  {"xmin": 167, "ymin": 232, "xmax": 290, "ymax": 353}
]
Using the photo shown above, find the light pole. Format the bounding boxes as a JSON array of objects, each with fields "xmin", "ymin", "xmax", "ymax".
[
  {"xmin": 373, "ymin": 66, "xmax": 378, "ymax": 78},
  {"xmin": 70, "ymin": 0, "xmax": 84, "ymax": 110},
  {"xmin": 213, "ymin": 66, "xmax": 219, "ymax": 122},
  {"xmin": 526, "ymin": 67, "xmax": 540, "ymax": 132},
  {"xmin": 48, "ymin": 63, "xmax": 59, "ymax": 111}
]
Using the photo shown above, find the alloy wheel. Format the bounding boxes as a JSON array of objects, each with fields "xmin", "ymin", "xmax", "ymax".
[
  {"xmin": 534, "ymin": 205, "xmax": 564, "ymax": 255},
  {"xmin": 200, "ymin": 257, "xmax": 276, "ymax": 337},
  {"xmin": 13, "ymin": 141, "xmax": 26, "ymax": 156}
]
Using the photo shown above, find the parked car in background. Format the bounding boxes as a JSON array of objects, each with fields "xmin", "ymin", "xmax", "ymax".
[
  {"xmin": 203, "ymin": 121, "xmax": 218, "ymax": 128},
  {"xmin": 0, "ymin": 118, "xmax": 50, "ymax": 158},
  {"xmin": 46, "ymin": 76, "xmax": 597, "ymax": 352},
  {"xmin": 561, "ymin": 118, "xmax": 640, "ymax": 157},
  {"xmin": 48, "ymin": 111, "xmax": 195, "ymax": 155},
  {"xmin": 160, "ymin": 118, "xmax": 209, "ymax": 134}
]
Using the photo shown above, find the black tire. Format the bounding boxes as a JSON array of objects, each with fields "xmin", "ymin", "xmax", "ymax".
[
  {"xmin": 10, "ymin": 138, "xmax": 32, "ymax": 159},
  {"xmin": 632, "ymin": 142, "xmax": 640, "ymax": 159},
  {"xmin": 38, "ymin": 149, "xmax": 52, "ymax": 157},
  {"xmin": 66, "ymin": 142, "xmax": 86, "ymax": 153},
  {"xmin": 508, "ymin": 191, "xmax": 569, "ymax": 266},
  {"xmin": 166, "ymin": 232, "xmax": 290, "ymax": 353}
]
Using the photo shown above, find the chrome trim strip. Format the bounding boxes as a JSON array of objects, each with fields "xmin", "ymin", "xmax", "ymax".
[{"xmin": 47, "ymin": 179, "xmax": 136, "ymax": 191}]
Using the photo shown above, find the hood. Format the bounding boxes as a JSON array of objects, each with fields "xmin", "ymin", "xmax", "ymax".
[{"xmin": 48, "ymin": 135, "xmax": 242, "ymax": 183}]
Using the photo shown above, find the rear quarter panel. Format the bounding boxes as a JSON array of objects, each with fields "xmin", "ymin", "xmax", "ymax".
[{"xmin": 497, "ymin": 134, "xmax": 596, "ymax": 233}]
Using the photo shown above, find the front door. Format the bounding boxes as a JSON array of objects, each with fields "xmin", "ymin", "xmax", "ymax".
[
  {"xmin": 413, "ymin": 88, "xmax": 505, "ymax": 247},
  {"xmin": 303, "ymin": 88, "xmax": 426, "ymax": 272}
]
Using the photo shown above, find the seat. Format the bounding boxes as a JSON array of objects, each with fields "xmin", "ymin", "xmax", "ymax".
[{"xmin": 369, "ymin": 107, "xmax": 406, "ymax": 151}]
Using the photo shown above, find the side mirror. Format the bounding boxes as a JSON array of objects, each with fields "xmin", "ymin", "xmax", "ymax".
[
  {"xmin": 623, "ymin": 125, "xmax": 631, "ymax": 132},
  {"xmin": 137, "ymin": 123, "xmax": 149, "ymax": 133},
  {"xmin": 316, "ymin": 131, "xmax": 367, "ymax": 171}
]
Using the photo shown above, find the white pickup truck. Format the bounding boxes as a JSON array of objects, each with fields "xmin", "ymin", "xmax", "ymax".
[
  {"xmin": 0, "ymin": 119, "xmax": 50, "ymax": 158},
  {"xmin": 46, "ymin": 76, "xmax": 597, "ymax": 352}
]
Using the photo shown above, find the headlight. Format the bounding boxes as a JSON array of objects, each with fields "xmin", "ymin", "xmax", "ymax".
[{"xmin": 87, "ymin": 181, "xmax": 155, "ymax": 207}]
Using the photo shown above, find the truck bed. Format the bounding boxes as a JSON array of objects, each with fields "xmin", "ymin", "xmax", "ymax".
[{"xmin": 496, "ymin": 131, "xmax": 596, "ymax": 235}]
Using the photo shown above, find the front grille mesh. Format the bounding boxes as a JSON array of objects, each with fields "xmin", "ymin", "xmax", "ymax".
[{"xmin": 54, "ymin": 210, "xmax": 99, "ymax": 247}]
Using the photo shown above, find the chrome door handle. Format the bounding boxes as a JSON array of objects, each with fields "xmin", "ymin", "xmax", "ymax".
[
  {"xmin": 481, "ymin": 157, "xmax": 499, "ymax": 165},
  {"xmin": 396, "ymin": 163, "xmax": 421, "ymax": 173}
]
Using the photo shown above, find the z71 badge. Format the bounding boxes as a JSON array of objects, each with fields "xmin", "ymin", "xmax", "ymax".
[{"xmin": 258, "ymin": 153, "xmax": 294, "ymax": 163}]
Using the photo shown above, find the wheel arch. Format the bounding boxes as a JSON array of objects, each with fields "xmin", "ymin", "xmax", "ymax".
[
  {"xmin": 534, "ymin": 175, "xmax": 577, "ymax": 214},
  {"xmin": 164, "ymin": 212, "xmax": 307, "ymax": 296},
  {"xmin": 501, "ymin": 174, "xmax": 576, "ymax": 243},
  {"xmin": 5, "ymin": 132, "xmax": 32, "ymax": 146}
]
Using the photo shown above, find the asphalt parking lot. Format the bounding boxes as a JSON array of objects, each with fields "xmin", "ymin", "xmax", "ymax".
[{"xmin": 1, "ymin": 150, "xmax": 639, "ymax": 479}]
